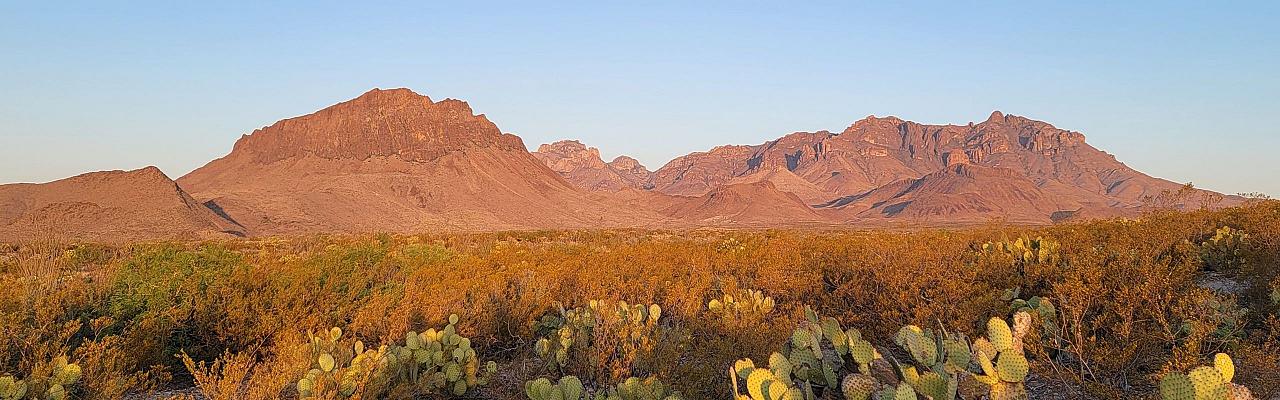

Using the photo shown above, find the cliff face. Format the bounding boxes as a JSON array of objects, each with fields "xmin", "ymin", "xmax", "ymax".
[{"xmin": 224, "ymin": 88, "xmax": 525, "ymax": 164}]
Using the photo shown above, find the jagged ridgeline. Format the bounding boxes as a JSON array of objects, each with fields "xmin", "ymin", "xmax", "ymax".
[{"xmin": 0, "ymin": 88, "xmax": 1247, "ymax": 241}]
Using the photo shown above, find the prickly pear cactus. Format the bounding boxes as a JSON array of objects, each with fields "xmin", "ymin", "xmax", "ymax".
[
  {"xmin": 532, "ymin": 300, "xmax": 666, "ymax": 382},
  {"xmin": 729, "ymin": 357, "xmax": 802, "ymax": 400},
  {"xmin": 387, "ymin": 314, "xmax": 497, "ymax": 396},
  {"xmin": 298, "ymin": 314, "xmax": 496, "ymax": 399},
  {"xmin": 1006, "ymin": 290, "xmax": 1063, "ymax": 350},
  {"xmin": 1199, "ymin": 226, "xmax": 1250, "ymax": 270},
  {"xmin": 525, "ymin": 375, "xmax": 586, "ymax": 400},
  {"xmin": 709, "ymin": 289, "xmax": 776, "ymax": 320},
  {"xmin": 840, "ymin": 373, "xmax": 877, "ymax": 400},
  {"xmin": 888, "ymin": 324, "xmax": 966, "ymax": 399},
  {"xmin": 980, "ymin": 236, "xmax": 1061, "ymax": 270},
  {"xmin": 1158, "ymin": 353, "xmax": 1254, "ymax": 400},
  {"xmin": 965, "ymin": 313, "xmax": 1033, "ymax": 400},
  {"xmin": 599, "ymin": 376, "xmax": 683, "ymax": 400},
  {"xmin": 298, "ymin": 326, "xmax": 397, "ymax": 398},
  {"xmin": 873, "ymin": 383, "xmax": 916, "ymax": 400},
  {"xmin": 0, "ymin": 355, "xmax": 81, "ymax": 400},
  {"xmin": 0, "ymin": 376, "xmax": 28, "ymax": 400},
  {"xmin": 781, "ymin": 306, "xmax": 846, "ymax": 391},
  {"xmin": 726, "ymin": 303, "xmax": 1070, "ymax": 400}
]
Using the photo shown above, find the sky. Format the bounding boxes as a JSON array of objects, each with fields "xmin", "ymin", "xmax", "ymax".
[{"xmin": 1, "ymin": 1, "xmax": 1277, "ymax": 196}]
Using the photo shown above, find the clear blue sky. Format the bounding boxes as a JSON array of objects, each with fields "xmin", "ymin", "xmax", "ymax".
[{"xmin": 2, "ymin": 1, "xmax": 1277, "ymax": 195}]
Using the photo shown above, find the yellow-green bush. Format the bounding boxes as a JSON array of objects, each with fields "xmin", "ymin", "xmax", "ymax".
[{"xmin": 0, "ymin": 201, "xmax": 1277, "ymax": 398}]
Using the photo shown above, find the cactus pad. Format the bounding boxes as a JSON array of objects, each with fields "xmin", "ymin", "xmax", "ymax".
[
  {"xmin": 987, "ymin": 317, "xmax": 1014, "ymax": 352},
  {"xmin": 917, "ymin": 371, "xmax": 949, "ymax": 400},
  {"xmin": 841, "ymin": 373, "xmax": 877, "ymax": 400},
  {"xmin": 1189, "ymin": 366, "xmax": 1229, "ymax": 400},
  {"xmin": 996, "ymin": 352, "xmax": 1029, "ymax": 382},
  {"xmin": 1160, "ymin": 373, "xmax": 1194, "ymax": 400},
  {"xmin": 1214, "ymin": 353, "xmax": 1234, "ymax": 383},
  {"xmin": 851, "ymin": 339, "xmax": 876, "ymax": 367},
  {"xmin": 747, "ymin": 368, "xmax": 773, "ymax": 400},
  {"xmin": 318, "ymin": 353, "xmax": 336, "ymax": 372}
]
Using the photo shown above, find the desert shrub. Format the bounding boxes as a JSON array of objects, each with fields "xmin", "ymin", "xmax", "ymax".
[
  {"xmin": 0, "ymin": 201, "xmax": 1278, "ymax": 398},
  {"xmin": 73, "ymin": 334, "xmax": 166, "ymax": 399}
]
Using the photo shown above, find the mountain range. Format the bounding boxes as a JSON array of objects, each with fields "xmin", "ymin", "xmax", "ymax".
[{"xmin": 0, "ymin": 88, "xmax": 1234, "ymax": 241}]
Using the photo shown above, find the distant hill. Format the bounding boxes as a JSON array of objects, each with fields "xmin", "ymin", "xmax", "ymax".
[{"xmin": 0, "ymin": 167, "xmax": 243, "ymax": 242}]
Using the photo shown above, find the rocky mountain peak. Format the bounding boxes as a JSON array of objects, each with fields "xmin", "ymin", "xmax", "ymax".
[
  {"xmin": 350, "ymin": 87, "xmax": 431, "ymax": 106},
  {"xmin": 533, "ymin": 140, "xmax": 654, "ymax": 191},
  {"xmin": 224, "ymin": 88, "xmax": 521, "ymax": 165},
  {"xmin": 535, "ymin": 140, "xmax": 608, "ymax": 171},
  {"xmin": 608, "ymin": 155, "xmax": 645, "ymax": 171}
]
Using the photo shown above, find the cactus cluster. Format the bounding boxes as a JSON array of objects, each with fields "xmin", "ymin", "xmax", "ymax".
[
  {"xmin": 297, "ymin": 327, "xmax": 391, "ymax": 398},
  {"xmin": 708, "ymin": 289, "xmax": 775, "ymax": 320},
  {"xmin": 885, "ymin": 324, "xmax": 971, "ymax": 400},
  {"xmin": 533, "ymin": 300, "xmax": 663, "ymax": 377},
  {"xmin": 1201, "ymin": 297, "xmax": 1249, "ymax": 343},
  {"xmin": 963, "ymin": 314, "xmax": 1033, "ymax": 400},
  {"xmin": 1004, "ymin": 288, "xmax": 1062, "ymax": 348},
  {"xmin": 782, "ymin": 306, "xmax": 853, "ymax": 391},
  {"xmin": 1159, "ymin": 353, "xmax": 1253, "ymax": 400},
  {"xmin": 598, "ymin": 376, "xmax": 683, "ymax": 400},
  {"xmin": 386, "ymin": 314, "xmax": 498, "ymax": 396},
  {"xmin": 729, "ymin": 355, "xmax": 803, "ymax": 400},
  {"xmin": 981, "ymin": 237, "xmax": 1060, "ymax": 267},
  {"xmin": 730, "ymin": 307, "xmax": 901, "ymax": 400},
  {"xmin": 0, "ymin": 356, "xmax": 81, "ymax": 400},
  {"xmin": 526, "ymin": 376, "xmax": 587, "ymax": 400},
  {"xmin": 296, "ymin": 314, "xmax": 496, "ymax": 398},
  {"xmin": 718, "ymin": 237, "xmax": 747, "ymax": 252},
  {"xmin": 1199, "ymin": 226, "xmax": 1250, "ymax": 270},
  {"xmin": 728, "ymin": 304, "xmax": 1048, "ymax": 400},
  {"xmin": 0, "ymin": 377, "xmax": 25, "ymax": 400},
  {"xmin": 534, "ymin": 302, "xmax": 602, "ymax": 368},
  {"xmin": 525, "ymin": 375, "xmax": 683, "ymax": 400}
]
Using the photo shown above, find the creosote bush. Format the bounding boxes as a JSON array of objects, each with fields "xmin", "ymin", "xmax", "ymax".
[{"xmin": 0, "ymin": 201, "xmax": 1278, "ymax": 399}]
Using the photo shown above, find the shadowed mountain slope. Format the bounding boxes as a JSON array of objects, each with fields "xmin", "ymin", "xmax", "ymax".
[{"xmin": 0, "ymin": 167, "xmax": 244, "ymax": 241}]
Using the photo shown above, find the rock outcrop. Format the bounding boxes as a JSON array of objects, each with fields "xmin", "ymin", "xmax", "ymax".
[
  {"xmin": 607, "ymin": 156, "xmax": 656, "ymax": 190},
  {"xmin": 532, "ymin": 140, "xmax": 654, "ymax": 191}
]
